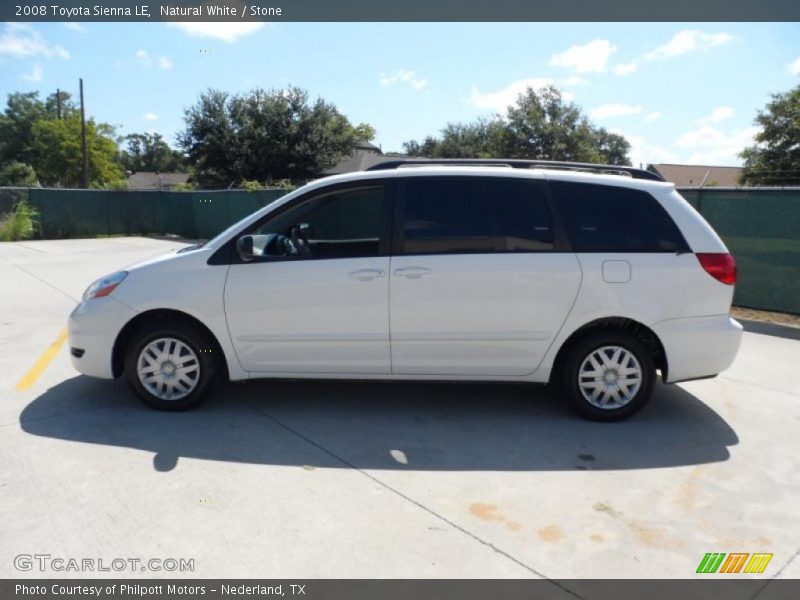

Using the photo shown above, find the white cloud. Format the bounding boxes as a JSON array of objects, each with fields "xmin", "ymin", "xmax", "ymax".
[
  {"xmin": 560, "ymin": 75, "xmax": 588, "ymax": 86},
  {"xmin": 787, "ymin": 56, "xmax": 800, "ymax": 75},
  {"xmin": 136, "ymin": 50, "xmax": 173, "ymax": 70},
  {"xmin": 143, "ymin": 112, "xmax": 159, "ymax": 121},
  {"xmin": 610, "ymin": 129, "xmax": 679, "ymax": 168},
  {"xmin": 697, "ymin": 106, "xmax": 735, "ymax": 124},
  {"xmin": 590, "ymin": 103, "xmax": 643, "ymax": 119},
  {"xmin": 644, "ymin": 111, "xmax": 662, "ymax": 122},
  {"xmin": 674, "ymin": 124, "xmax": 758, "ymax": 165},
  {"xmin": 63, "ymin": 23, "xmax": 87, "ymax": 33},
  {"xmin": 614, "ymin": 63, "xmax": 638, "ymax": 76},
  {"xmin": 21, "ymin": 64, "xmax": 43, "ymax": 82},
  {"xmin": 613, "ymin": 30, "xmax": 733, "ymax": 76},
  {"xmin": 468, "ymin": 78, "xmax": 574, "ymax": 112},
  {"xmin": 550, "ymin": 40, "xmax": 616, "ymax": 73},
  {"xmin": 379, "ymin": 69, "xmax": 428, "ymax": 91},
  {"xmin": 166, "ymin": 22, "xmax": 264, "ymax": 43},
  {"xmin": 643, "ymin": 30, "xmax": 734, "ymax": 62},
  {"xmin": 0, "ymin": 23, "xmax": 69, "ymax": 59}
]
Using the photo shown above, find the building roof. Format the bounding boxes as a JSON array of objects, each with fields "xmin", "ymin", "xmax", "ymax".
[
  {"xmin": 355, "ymin": 140, "xmax": 381, "ymax": 152},
  {"xmin": 324, "ymin": 142, "xmax": 404, "ymax": 175},
  {"xmin": 126, "ymin": 171, "xmax": 190, "ymax": 190},
  {"xmin": 648, "ymin": 163, "xmax": 744, "ymax": 187}
]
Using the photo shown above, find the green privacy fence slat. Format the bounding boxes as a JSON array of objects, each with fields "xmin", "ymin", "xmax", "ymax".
[
  {"xmin": 680, "ymin": 188, "xmax": 800, "ymax": 315},
  {"xmin": 1, "ymin": 188, "xmax": 285, "ymax": 241},
  {"xmin": 2, "ymin": 186, "xmax": 799, "ymax": 315}
]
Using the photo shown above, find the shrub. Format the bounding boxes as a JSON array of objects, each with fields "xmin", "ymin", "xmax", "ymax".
[
  {"xmin": 0, "ymin": 199, "xmax": 40, "ymax": 241},
  {"xmin": 270, "ymin": 179, "xmax": 296, "ymax": 192},
  {"xmin": 0, "ymin": 162, "xmax": 38, "ymax": 187},
  {"xmin": 105, "ymin": 179, "xmax": 129, "ymax": 191},
  {"xmin": 171, "ymin": 182, "xmax": 197, "ymax": 191},
  {"xmin": 241, "ymin": 179, "xmax": 265, "ymax": 192}
]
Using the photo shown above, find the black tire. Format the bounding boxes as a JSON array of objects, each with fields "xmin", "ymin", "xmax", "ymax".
[
  {"xmin": 560, "ymin": 331, "xmax": 655, "ymax": 421},
  {"xmin": 124, "ymin": 320, "xmax": 218, "ymax": 411}
]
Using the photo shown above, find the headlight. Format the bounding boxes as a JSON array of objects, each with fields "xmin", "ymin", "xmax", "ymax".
[{"xmin": 83, "ymin": 271, "xmax": 128, "ymax": 301}]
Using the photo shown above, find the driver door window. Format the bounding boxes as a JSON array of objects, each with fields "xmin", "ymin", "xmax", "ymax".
[{"xmin": 252, "ymin": 186, "xmax": 386, "ymax": 260}]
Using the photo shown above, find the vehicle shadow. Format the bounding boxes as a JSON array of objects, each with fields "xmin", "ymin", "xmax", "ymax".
[{"xmin": 20, "ymin": 376, "xmax": 738, "ymax": 472}]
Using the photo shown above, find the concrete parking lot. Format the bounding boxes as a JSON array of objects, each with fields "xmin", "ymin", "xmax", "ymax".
[{"xmin": 1, "ymin": 237, "xmax": 799, "ymax": 581}]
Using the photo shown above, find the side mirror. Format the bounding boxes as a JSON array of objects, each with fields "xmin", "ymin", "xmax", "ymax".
[{"xmin": 236, "ymin": 235, "xmax": 255, "ymax": 262}]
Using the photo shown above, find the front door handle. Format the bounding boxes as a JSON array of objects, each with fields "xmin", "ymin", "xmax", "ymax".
[
  {"xmin": 348, "ymin": 268, "xmax": 385, "ymax": 282},
  {"xmin": 393, "ymin": 266, "xmax": 432, "ymax": 279}
]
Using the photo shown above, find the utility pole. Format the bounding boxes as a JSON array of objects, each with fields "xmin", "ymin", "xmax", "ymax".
[
  {"xmin": 56, "ymin": 88, "xmax": 61, "ymax": 119},
  {"xmin": 79, "ymin": 78, "xmax": 89, "ymax": 188}
]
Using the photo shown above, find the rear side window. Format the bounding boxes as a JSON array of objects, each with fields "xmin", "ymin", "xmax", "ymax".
[
  {"xmin": 550, "ymin": 181, "xmax": 689, "ymax": 252},
  {"xmin": 400, "ymin": 177, "xmax": 554, "ymax": 254}
]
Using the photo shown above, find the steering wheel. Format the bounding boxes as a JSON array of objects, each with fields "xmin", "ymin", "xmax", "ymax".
[
  {"xmin": 265, "ymin": 233, "xmax": 299, "ymax": 257},
  {"xmin": 291, "ymin": 224, "xmax": 312, "ymax": 257}
]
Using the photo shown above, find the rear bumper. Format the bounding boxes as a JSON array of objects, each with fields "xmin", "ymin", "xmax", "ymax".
[
  {"xmin": 652, "ymin": 314, "xmax": 743, "ymax": 384},
  {"xmin": 68, "ymin": 296, "xmax": 136, "ymax": 379}
]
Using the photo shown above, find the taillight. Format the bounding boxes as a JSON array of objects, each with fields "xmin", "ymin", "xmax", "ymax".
[{"xmin": 696, "ymin": 253, "xmax": 737, "ymax": 285}]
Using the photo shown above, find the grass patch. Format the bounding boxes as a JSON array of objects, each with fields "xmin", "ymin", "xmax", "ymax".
[{"xmin": 0, "ymin": 199, "xmax": 39, "ymax": 241}]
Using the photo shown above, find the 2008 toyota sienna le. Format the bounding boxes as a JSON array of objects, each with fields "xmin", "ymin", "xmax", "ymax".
[{"xmin": 68, "ymin": 159, "xmax": 743, "ymax": 420}]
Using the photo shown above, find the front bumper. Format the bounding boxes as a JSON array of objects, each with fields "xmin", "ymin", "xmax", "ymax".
[
  {"xmin": 652, "ymin": 314, "xmax": 743, "ymax": 384},
  {"xmin": 68, "ymin": 296, "xmax": 137, "ymax": 379}
]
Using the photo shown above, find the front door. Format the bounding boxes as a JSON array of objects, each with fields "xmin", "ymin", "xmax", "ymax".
[{"xmin": 224, "ymin": 183, "xmax": 393, "ymax": 374}]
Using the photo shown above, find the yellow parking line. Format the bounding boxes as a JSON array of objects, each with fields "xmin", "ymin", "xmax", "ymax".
[{"xmin": 14, "ymin": 328, "xmax": 68, "ymax": 391}]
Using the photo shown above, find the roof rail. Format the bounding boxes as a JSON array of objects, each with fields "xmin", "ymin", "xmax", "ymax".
[{"xmin": 366, "ymin": 158, "xmax": 665, "ymax": 182}]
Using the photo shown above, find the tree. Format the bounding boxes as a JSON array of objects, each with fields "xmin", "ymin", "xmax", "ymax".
[
  {"xmin": 403, "ymin": 135, "xmax": 439, "ymax": 157},
  {"xmin": 0, "ymin": 90, "xmax": 120, "ymax": 187},
  {"xmin": 592, "ymin": 127, "xmax": 631, "ymax": 166},
  {"xmin": 44, "ymin": 90, "xmax": 78, "ymax": 119},
  {"xmin": 0, "ymin": 161, "xmax": 38, "ymax": 186},
  {"xmin": 435, "ymin": 120, "xmax": 506, "ymax": 158},
  {"xmin": 740, "ymin": 85, "xmax": 800, "ymax": 186},
  {"xmin": 30, "ymin": 115, "xmax": 123, "ymax": 187},
  {"xmin": 403, "ymin": 86, "xmax": 631, "ymax": 165},
  {"xmin": 120, "ymin": 132, "xmax": 186, "ymax": 173},
  {"xmin": 178, "ymin": 87, "xmax": 375, "ymax": 185},
  {"xmin": 0, "ymin": 92, "xmax": 47, "ymax": 166}
]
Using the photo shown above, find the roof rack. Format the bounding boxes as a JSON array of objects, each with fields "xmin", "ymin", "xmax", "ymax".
[{"xmin": 366, "ymin": 158, "xmax": 664, "ymax": 182}]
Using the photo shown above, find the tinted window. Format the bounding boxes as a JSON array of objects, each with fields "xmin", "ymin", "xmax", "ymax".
[
  {"xmin": 401, "ymin": 177, "xmax": 554, "ymax": 254},
  {"xmin": 551, "ymin": 181, "xmax": 689, "ymax": 252},
  {"xmin": 253, "ymin": 185, "xmax": 384, "ymax": 259}
]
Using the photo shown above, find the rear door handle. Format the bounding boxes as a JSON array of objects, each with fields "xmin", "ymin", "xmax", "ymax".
[
  {"xmin": 393, "ymin": 266, "xmax": 431, "ymax": 279},
  {"xmin": 348, "ymin": 268, "xmax": 385, "ymax": 282}
]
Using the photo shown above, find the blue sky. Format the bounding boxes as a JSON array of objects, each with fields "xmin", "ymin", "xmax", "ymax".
[{"xmin": 1, "ymin": 21, "xmax": 799, "ymax": 166}]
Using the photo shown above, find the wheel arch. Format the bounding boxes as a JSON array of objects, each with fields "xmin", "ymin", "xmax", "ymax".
[
  {"xmin": 550, "ymin": 316, "xmax": 668, "ymax": 383},
  {"xmin": 112, "ymin": 308, "xmax": 229, "ymax": 380}
]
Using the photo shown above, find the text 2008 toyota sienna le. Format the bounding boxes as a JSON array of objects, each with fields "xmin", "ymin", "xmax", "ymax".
[{"xmin": 68, "ymin": 159, "xmax": 743, "ymax": 420}]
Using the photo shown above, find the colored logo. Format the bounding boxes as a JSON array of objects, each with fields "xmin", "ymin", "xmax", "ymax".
[{"xmin": 696, "ymin": 552, "xmax": 773, "ymax": 574}]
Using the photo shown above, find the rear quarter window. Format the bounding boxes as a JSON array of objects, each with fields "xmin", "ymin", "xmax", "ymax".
[{"xmin": 549, "ymin": 181, "xmax": 689, "ymax": 253}]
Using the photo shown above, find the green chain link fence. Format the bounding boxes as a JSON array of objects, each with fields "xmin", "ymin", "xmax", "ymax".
[
  {"xmin": 0, "ymin": 187, "xmax": 285, "ymax": 241},
  {"xmin": 1, "ymin": 186, "xmax": 799, "ymax": 315},
  {"xmin": 679, "ymin": 188, "xmax": 800, "ymax": 315}
]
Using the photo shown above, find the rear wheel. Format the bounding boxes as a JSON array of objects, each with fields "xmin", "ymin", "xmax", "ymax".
[
  {"xmin": 561, "ymin": 331, "xmax": 655, "ymax": 421},
  {"xmin": 124, "ymin": 321, "xmax": 217, "ymax": 410}
]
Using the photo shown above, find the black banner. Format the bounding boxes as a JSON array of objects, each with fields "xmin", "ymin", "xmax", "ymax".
[
  {"xmin": 5, "ymin": 580, "xmax": 800, "ymax": 600},
  {"xmin": 3, "ymin": 0, "xmax": 800, "ymax": 22}
]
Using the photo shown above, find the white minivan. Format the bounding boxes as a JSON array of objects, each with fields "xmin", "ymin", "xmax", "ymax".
[{"xmin": 68, "ymin": 160, "xmax": 743, "ymax": 420}]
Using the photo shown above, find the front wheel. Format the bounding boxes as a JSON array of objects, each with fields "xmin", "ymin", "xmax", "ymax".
[
  {"xmin": 561, "ymin": 332, "xmax": 655, "ymax": 421},
  {"xmin": 124, "ymin": 321, "xmax": 218, "ymax": 410}
]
